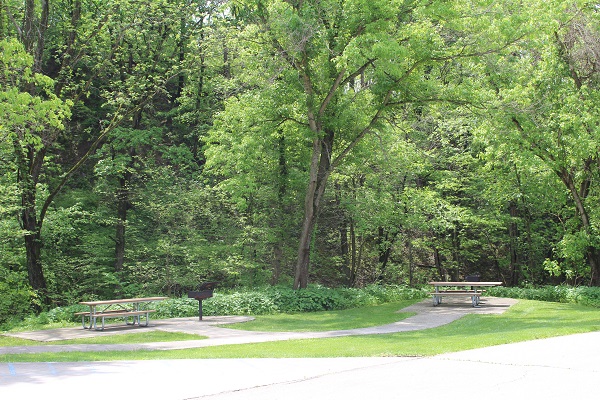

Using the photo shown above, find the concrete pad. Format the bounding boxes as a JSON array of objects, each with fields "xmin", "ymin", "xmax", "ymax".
[{"xmin": 4, "ymin": 316, "xmax": 255, "ymax": 342}]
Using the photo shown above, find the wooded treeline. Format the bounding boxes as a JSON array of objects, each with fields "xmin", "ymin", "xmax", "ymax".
[{"xmin": 2, "ymin": 0, "xmax": 600, "ymax": 311}]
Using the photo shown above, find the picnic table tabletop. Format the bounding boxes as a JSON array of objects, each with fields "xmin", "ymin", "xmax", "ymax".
[{"xmin": 79, "ymin": 297, "xmax": 167, "ymax": 306}]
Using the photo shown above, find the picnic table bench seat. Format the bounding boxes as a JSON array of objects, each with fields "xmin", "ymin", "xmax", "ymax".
[{"xmin": 75, "ymin": 309, "xmax": 157, "ymax": 330}]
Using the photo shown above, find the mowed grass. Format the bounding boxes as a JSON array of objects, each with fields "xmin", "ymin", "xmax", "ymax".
[
  {"xmin": 0, "ymin": 331, "xmax": 207, "ymax": 347},
  {"xmin": 226, "ymin": 300, "xmax": 417, "ymax": 332},
  {"xmin": 1, "ymin": 299, "xmax": 599, "ymax": 362}
]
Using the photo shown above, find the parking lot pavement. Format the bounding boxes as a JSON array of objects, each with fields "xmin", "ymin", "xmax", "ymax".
[{"xmin": 1, "ymin": 331, "xmax": 599, "ymax": 400}]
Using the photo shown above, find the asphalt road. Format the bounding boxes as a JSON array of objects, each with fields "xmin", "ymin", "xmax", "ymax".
[{"xmin": 1, "ymin": 332, "xmax": 599, "ymax": 400}]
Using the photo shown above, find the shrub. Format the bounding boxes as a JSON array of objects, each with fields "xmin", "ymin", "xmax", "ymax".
[
  {"xmin": 203, "ymin": 292, "xmax": 279, "ymax": 315},
  {"xmin": 487, "ymin": 285, "xmax": 600, "ymax": 307},
  {"xmin": 155, "ymin": 297, "xmax": 199, "ymax": 319},
  {"xmin": 155, "ymin": 285, "xmax": 429, "ymax": 319},
  {"xmin": 0, "ymin": 271, "xmax": 35, "ymax": 328},
  {"xmin": 568, "ymin": 287, "xmax": 600, "ymax": 308}
]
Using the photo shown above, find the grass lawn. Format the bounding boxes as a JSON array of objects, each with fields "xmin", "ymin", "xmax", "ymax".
[
  {"xmin": 0, "ymin": 331, "xmax": 207, "ymax": 347},
  {"xmin": 1, "ymin": 299, "xmax": 599, "ymax": 362},
  {"xmin": 225, "ymin": 300, "xmax": 417, "ymax": 332}
]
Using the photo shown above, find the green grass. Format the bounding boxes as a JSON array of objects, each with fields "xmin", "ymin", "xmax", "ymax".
[
  {"xmin": 0, "ymin": 331, "xmax": 206, "ymax": 347},
  {"xmin": 226, "ymin": 300, "xmax": 417, "ymax": 331},
  {"xmin": 1, "ymin": 299, "xmax": 599, "ymax": 362}
]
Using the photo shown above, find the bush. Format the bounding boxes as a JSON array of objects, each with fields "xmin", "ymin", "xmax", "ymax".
[
  {"xmin": 154, "ymin": 285, "xmax": 429, "ymax": 319},
  {"xmin": 487, "ymin": 285, "xmax": 600, "ymax": 307},
  {"xmin": 568, "ymin": 287, "xmax": 600, "ymax": 308},
  {"xmin": 154, "ymin": 297, "xmax": 199, "ymax": 319},
  {"xmin": 0, "ymin": 271, "xmax": 35, "ymax": 328}
]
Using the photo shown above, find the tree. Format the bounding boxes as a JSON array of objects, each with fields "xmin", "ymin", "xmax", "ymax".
[
  {"xmin": 0, "ymin": 38, "xmax": 71, "ymax": 301},
  {"xmin": 208, "ymin": 0, "xmax": 527, "ymax": 288},
  {"xmin": 481, "ymin": 1, "xmax": 600, "ymax": 285},
  {"xmin": 1, "ymin": 0, "xmax": 184, "ymax": 304}
]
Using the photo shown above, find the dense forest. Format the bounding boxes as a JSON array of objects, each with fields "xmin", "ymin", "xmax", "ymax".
[{"xmin": 2, "ymin": 0, "xmax": 600, "ymax": 315}]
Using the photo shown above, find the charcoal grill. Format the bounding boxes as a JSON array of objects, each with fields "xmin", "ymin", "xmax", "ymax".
[{"xmin": 188, "ymin": 282, "xmax": 217, "ymax": 320}]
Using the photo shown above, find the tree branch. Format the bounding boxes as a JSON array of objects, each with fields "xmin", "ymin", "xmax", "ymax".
[{"xmin": 331, "ymin": 89, "xmax": 393, "ymax": 169}]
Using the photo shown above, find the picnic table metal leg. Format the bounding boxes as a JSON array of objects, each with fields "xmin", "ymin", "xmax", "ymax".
[
  {"xmin": 92, "ymin": 307, "xmax": 99, "ymax": 330},
  {"xmin": 432, "ymin": 287, "xmax": 441, "ymax": 306},
  {"xmin": 142, "ymin": 311, "xmax": 149, "ymax": 326},
  {"xmin": 80, "ymin": 308, "xmax": 94, "ymax": 329},
  {"xmin": 432, "ymin": 295, "xmax": 437, "ymax": 306}
]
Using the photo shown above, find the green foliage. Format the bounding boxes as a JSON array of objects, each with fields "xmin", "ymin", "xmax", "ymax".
[
  {"xmin": 152, "ymin": 285, "xmax": 428, "ymax": 319},
  {"xmin": 0, "ymin": 39, "xmax": 72, "ymax": 134},
  {"xmin": 40, "ymin": 191, "xmax": 116, "ymax": 303},
  {"xmin": 4, "ymin": 0, "xmax": 600, "ymax": 321},
  {"xmin": 569, "ymin": 286, "xmax": 600, "ymax": 308},
  {"xmin": 488, "ymin": 285, "xmax": 600, "ymax": 308},
  {"xmin": 0, "ymin": 270, "xmax": 35, "ymax": 327},
  {"xmin": 204, "ymin": 292, "xmax": 280, "ymax": 315}
]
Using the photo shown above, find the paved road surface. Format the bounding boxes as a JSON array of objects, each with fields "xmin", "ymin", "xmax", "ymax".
[{"xmin": 1, "ymin": 332, "xmax": 599, "ymax": 400}]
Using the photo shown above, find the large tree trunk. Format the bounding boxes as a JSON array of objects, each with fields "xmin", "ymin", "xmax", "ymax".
[
  {"xmin": 19, "ymin": 153, "xmax": 50, "ymax": 306},
  {"xmin": 294, "ymin": 133, "xmax": 333, "ymax": 289},
  {"xmin": 587, "ymin": 248, "xmax": 600, "ymax": 286},
  {"xmin": 377, "ymin": 227, "xmax": 395, "ymax": 281},
  {"xmin": 558, "ymin": 168, "xmax": 600, "ymax": 286},
  {"xmin": 22, "ymin": 201, "xmax": 47, "ymax": 308},
  {"xmin": 115, "ymin": 175, "xmax": 128, "ymax": 273},
  {"xmin": 15, "ymin": 0, "xmax": 51, "ymax": 306},
  {"xmin": 508, "ymin": 201, "xmax": 519, "ymax": 286},
  {"xmin": 271, "ymin": 134, "xmax": 289, "ymax": 285},
  {"xmin": 14, "ymin": 129, "xmax": 50, "ymax": 306}
]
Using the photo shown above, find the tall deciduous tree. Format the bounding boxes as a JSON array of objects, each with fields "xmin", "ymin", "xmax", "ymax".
[
  {"xmin": 208, "ymin": 0, "xmax": 526, "ymax": 288},
  {"xmin": 1, "ymin": 38, "xmax": 71, "ymax": 300},
  {"xmin": 481, "ymin": 1, "xmax": 600, "ymax": 285}
]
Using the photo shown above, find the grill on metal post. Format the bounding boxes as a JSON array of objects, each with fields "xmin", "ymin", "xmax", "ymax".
[{"xmin": 188, "ymin": 282, "xmax": 217, "ymax": 320}]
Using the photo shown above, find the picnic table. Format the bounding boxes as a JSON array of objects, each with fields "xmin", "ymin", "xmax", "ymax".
[
  {"xmin": 76, "ymin": 297, "xmax": 167, "ymax": 330},
  {"xmin": 429, "ymin": 281, "xmax": 502, "ymax": 307}
]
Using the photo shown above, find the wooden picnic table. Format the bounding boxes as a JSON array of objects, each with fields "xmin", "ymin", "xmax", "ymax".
[
  {"xmin": 77, "ymin": 297, "xmax": 167, "ymax": 330},
  {"xmin": 429, "ymin": 281, "xmax": 502, "ymax": 307}
]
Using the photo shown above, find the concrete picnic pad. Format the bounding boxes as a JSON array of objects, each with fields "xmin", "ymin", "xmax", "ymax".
[{"xmin": 2, "ymin": 297, "xmax": 599, "ymax": 399}]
